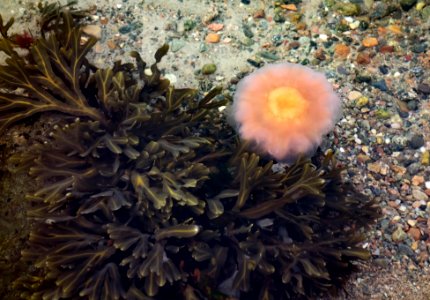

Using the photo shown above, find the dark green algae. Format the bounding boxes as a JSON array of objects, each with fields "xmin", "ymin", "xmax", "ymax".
[{"xmin": 0, "ymin": 3, "xmax": 380, "ymax": 300}]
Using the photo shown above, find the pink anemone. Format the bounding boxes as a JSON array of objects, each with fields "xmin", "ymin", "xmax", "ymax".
[{"xmin": 232, "ymin": 62, "xmax": 341, "ymax": 162}]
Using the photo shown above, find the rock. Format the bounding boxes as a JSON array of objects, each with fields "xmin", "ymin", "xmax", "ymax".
[
  {"xmin": 412, "ymin": 188, "xmax": 428, "ymax": 201},
  {"xmin": 314, "ymin": 48, "xmax": 326, "ymax": 61},
  {"xmin": 82, "ymin": 25, "xmax": 102, "ymax": 39},
  {"xmin": 288, "ymin": 41, "xmax": 301, "ymax": 50},
  {"xmin": 163, "ymin": 73, "xmax": 177, "ymax": 84},
  {"xmin": 417, "ymin": 83, "xmax": 430, "ymax": 94},
  {"xmin": 407, "ymin": 227, "xmax": 421, "ymax": 241},
  {"xmin": 422, "ymin": 6, "xmax": 430, "ymax": 19},
  {"xmin": 207, "ymin": 23, "xmax": 224, "ymax": 32},
  {"xmin": 253, "ymin": 9, "xmax": 265, "ymax": 19},
  {"xmin": 407, "ymin": 162, "xmax": 421, "ymax": 175},
  {"xmin": 205, "ymin": 33, "xmax": 221, "ymax": 43},
  {"xmin": 242, "ymin": 24, "xmax": 254, "ymax": 38},
  {"xmin": 409, "ymin": 134, "xmax": 424, "ymax": 149},
  {"xmin": 416, "ymin": 1, "xmax": 426, "ymax": 10},
  {"xmin": 183, "ymin": 19, "xmax": 197, "ymax": 31},
  {"xmin": 379, "ymin": 65, "xmax": 389, "ymax": 75},
  {"xmin": 336, "ymin": 3, "xmax": 361, "ymax": 16},
  {"xmin": 375, "ymin": 109, "xmax": 391, "ymax": 119},
  {"xmin": 281, "ymin": 4, "xmax": 297, "ymax": 11},
  {"xmin": 201, "ymin": 63, "xmax": 217, "ymax": 75},
  {"xmin": 412, "ymin": 175, "xmax": 425, "ymax": 186},
  {"xmin": 356, "ymin": 96, "xmax": 369, "ymax": 107},
  {"xmin": 334, "ymin": 44, "xmax": 350, "ymax": 58},
  {"xmin": 372, "ymin": 80, "xmax": 388, "ymax": 92},
  {"xmin": 407, "ymin": 100, "xmax": 418, "ymax": 111},
  {"xmin": 411, "ymin": 43, "xmax": 427, "ymax": 53},
  {"xmin": 374, "ymin": 258, "xmax": 390, "ymax": 267},
  {"xmin": 362, "ymin": 37, "xmax": 378, "ymax": 47},
  {"xmin": 407, "ymin": 219, "xmax": 418, "ymax": 227},
  {"xmin": 367, "ymin": 162, "xmax": 381, "ymax": 173},
  {"xmin": 380, "ymin": 45, "xmax": 395, "ymax": 53},
  {"xmin": 400, "ymin": 0, "xmax": 417, "ymax": 11},
  {"xmin": 398, "ymin": 244, "xmax": 415, "ymax": 256},
  {"xmin": 421, "ymin": 151, "xmax": 430, "ymax": 165},
  {"xmin": 392, "ymin": 226, "xmax": 407, "ymax": 242},
  {"xmin": 386, "ymin": 25, "xmax": 402, "ymax": 34},
  {"xmin": 348, "ymin": 91, "xmax": 363, "ymax": 101},
  {"xmin": 170, "ymin": 39, "xmax": 185, "ymax": 52},
  {"xmin": 356, "ymin": 52, "xmax": 371, "ymax": 64},
  {"xmin": 273, "ymin": 13, "xmax": 286, "ymax": 23}
]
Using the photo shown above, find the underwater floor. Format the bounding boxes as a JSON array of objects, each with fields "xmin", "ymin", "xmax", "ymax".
[{"xmin": 0, "ymin": 0, "xmax": 429, "ymax": 299}]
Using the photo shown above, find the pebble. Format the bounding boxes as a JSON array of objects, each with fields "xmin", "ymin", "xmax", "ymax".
[
  {"xmin": 421, "ymin": 151, "xmax": 429, "ymax": 165},
  {"xmin": 362, "ymin": 37, "xmax": 379, "ymax": 47},
  {"xmin": 356, "ymin": 96, "xmax": 369, "ymax": 107},
  {"xmin": 348, "ymin": 91, "xmax": 363, "ymax": 101},
  {"xmin": 281, "ymin": 4, "xmax": 297, "ymax": 11},
  {"xmin": 408, "ymin": 227, "xmax": 421, "ymax": 241},
  {"xmin": 413, "ymin": 188, "xmax": 429, "ymax": 201},
  {"xmin": 334, "ymin": 44, "xmax": 350, "ymax": 58},
  {"xmin": 407, "ymin": 219, "xmax": 418, "ymax": 227},
  {"xmin": 392, "ymin": 226, "xmax": 407, "ymax": 242},
  {"xmin": 336, "ymin": 3, "xmax": 361, "ymax": 16},
  {"xmin": 409, "ymin": 134, "xmax": 424, "ymax": 149},
  {"xmin": 417, "ymin": 83, "xmax": 430, "ymax": 94},
  {"xmin": 356, "ymin": 52, "xmax": 371, "ymax": 65},
  {"xmin": 205, "ymin": 33, "xmax": 221, "ymax": 43},
  {"xmin": 372, "ymin": 79, "xmax": 388, "ymax": 92},
  {"xmin": 253, "ymin": 9, "xmax": 265, "ymax": 19},
  {"xmin": 201, "ymin": 63, "xmax": 217, "ymax": 75},
  {"xmin": 412, "ymin": 175, "xmax": 425, "ymax": 186},
  {"xmin": 163, "ymin": 73, "xmax": 177, "ymax": 84},
  {"xmin": 170, "ymin": 39, "xmax": 185, "ymax": 52},
  {"xmin": 82, "ymin": 25, "xmax": 102, "ymax": 39},
  {"xmin": 400, "ymin": 0, "xmax": 418, "ymax": 11},
  {"xmin": 207, "ymin": 23, "xmax": 224, "ymax": 32}
]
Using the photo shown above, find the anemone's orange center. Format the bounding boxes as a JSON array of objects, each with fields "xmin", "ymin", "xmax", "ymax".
[{"xmin": 267, "ymin": 87, "xmax": 308, "ymax": 121}]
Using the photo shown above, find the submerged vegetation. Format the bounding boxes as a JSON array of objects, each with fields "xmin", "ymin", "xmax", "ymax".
[{"xmin": 0, "ymin": 3, "xmax": 380, "ymax": 300}]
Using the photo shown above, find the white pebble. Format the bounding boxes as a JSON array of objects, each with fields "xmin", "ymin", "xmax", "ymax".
[
  {"xmin": 425, "ymin": 181, "xmax": 430, "ymax": 189},
  {"xmin": 319, "ymin": 34, "xmax": 328, "ymax": 41},
  {"xmin": 164, "ymin": 73, "xmax": 177, "ymax": 84}
]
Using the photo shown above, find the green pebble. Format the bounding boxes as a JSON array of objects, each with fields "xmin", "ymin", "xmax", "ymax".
[
  {"xmin": 243, "ymin": 24, "xmax": 254, "ymax": 38},
  {"xmin": 201, "ymin": 63, "xmax": 217, "ymax": 75},
  {"xmin": 422, "ymin": 6, "xmax": 430, "ymax": 20},
  {"xmin": 392, "ymin": 226, "xmax": 407, "ymax": 242},
  {"xmin": 199, "ymin": 43, "xmax": 208, "ymax": 53},
  {"xmin": 184, "ymin": 19, "xmax": 196, "ymax": 31},
  {"xmin": 324, "ymin": 0, "xmax": 336, "ymax": 8},
  {"xmin": 257, "ymin": 51, "xmax": 279, "ymax": 61},
  {"xmin": 170, "ymin": 39, "xmax": 185, "ymax": 52},
  {"xmin": 336, "ymin": 3, "xmax": 361, "ymax": 16},
  {"xmin": 375, "ymin": 109, "xmax": 391, "ymax": 119},
  {"xmin": 356, "ymin": 96, "xmax": 369, "ymax": 107},
  {"xmin": 240, "ymin": 37, "xmax": 254, "ymax": 46}
]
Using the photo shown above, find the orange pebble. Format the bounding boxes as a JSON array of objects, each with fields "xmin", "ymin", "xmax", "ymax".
[
  {"xmin": 281, "ymin": 4, "xmax": 297, "ymax": 11},
  {"xmin": 386, "ymin": 25, "xmax": 402, "ymax": 34},
  {"xmin": 205, "ymin": 33, "xmax": 221, "ymax": 43},
  {"xmin": 334, "ymin": 44, "xmax": 350, "ymax": 58},
  {"xmin": 362, "ymin": 37, "xmax": 378, "ymax": 47}
]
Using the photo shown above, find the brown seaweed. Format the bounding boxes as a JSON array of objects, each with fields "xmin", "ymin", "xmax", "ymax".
[{"xmin": 0, "ymin": 3, "xmax": 380, "ymax": 300}]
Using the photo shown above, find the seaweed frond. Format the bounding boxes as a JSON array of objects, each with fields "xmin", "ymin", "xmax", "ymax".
[{"xmin": 2, "ymin": 6, "xmax": 380, "ymax": 300}]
